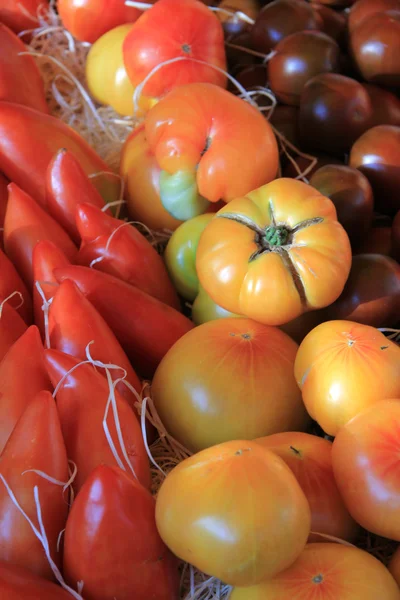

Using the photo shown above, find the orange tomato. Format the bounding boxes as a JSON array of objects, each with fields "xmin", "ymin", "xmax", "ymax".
[
  {"xmin": 332, "ymin": 399, "xmax": 400, "ymax": 540},
  {"xmin": 155, "ymin": 440, "xmax": 311, "ymax": 586},
  {"xmin": 389, "ymin": 545, "xmax": 400, "ymax": 587},
  {"xmin": 295, "ymin": 320, "xmax": 400, "ymax": 436},
  {"xmin": 256, "ymin": 432, "xmax": 359, "ymax": 542},
  {"xmin": 230, "ymin": 543, "xmax": 400, "ymax": 599},
  {"xmin": 152, "ymin": 318, "xmax": 309, "ymax": 452},
  {"xmin": 144, "ymin": 82, "xmax": 279, "ymax": 219},
  {"xmin": 196, "ymin": 178, "xmax": 352, "ymax": 326}
]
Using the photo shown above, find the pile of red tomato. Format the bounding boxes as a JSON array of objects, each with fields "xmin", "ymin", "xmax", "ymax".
[{"xmin": 0, "ymin": 0, "xmax": 400, "ymax": 598}]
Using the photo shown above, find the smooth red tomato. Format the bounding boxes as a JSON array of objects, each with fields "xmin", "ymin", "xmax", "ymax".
[
  {"xmin": 144, "ymin": 83, "xmax": 279, "ymax": 219},
  {"xmin": 58, "ymin": 0, "xmax": 141, "ymax": 43},
  {"xmin": 256, "ymin": 432, "xmax": 359, "ymax": 542},
  {"xmin": 156, "ymin": 440, "xmax": 311, "ymax": 586},
  {"xmin": 230, "ymin": 543, "xmax": 400, "ymax": 600},
  {"xmin": 0, "ymin": 303, "xmax": 27, "ymax": 364},
  {"xmin": 63, "ymin": 466, "xmax": 179, "ymax": 600},
  {"xmin": 295, "ymin": 320, "xmax": 400, "ymax": 436},
  {"xmin": 196, "ymin": 178, "xmax": 352, "ymax": 326},
  {"xmin": 0, "ymin": 247, "xmax": 32, "ymax": 324},
  {"xmin": 0, "ymin": 390, "xmax": 69, "ymax": 579},
  {"xmin": 152, "ymin": 318, "xmax": 309, "ymax": 452},
  {"xmin": 0, "ymin": 561, "xmax": 75, "ymax": 599},
  {"xmin": 0, "ymin": 0, "xmax": 47, "ymax": 34},
  {"xmin": 0, "ymin": 172, "xmax": 8, "ymax": 247},
  {"xmin": 332, "ymin": 399, "xmax": 400, "ymax": 540}
]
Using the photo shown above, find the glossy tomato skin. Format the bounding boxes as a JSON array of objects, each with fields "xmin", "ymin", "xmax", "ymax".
[
  {"xmin": 256, "ymin": 432, "xmax": 359, "ymax": 542},
  {"xmin": 363, "ymin": 83, "xmax": 400, "ymax": 129},
  {"xmin": 63, "ymin": 466, "xmax": 179, "ymax": 600},
  {"xmin": 0, "ymin": 247, "xmax": 32, "ymax": 324},
  {"xmin": 348, "ymin": 0, "xmax": 400, "ymax": 34},
  {"xmin": 152, "ymin": 318, "xmax": 308, "ymax": 452},
  {"xmin": 156, "ymin": 440, "xmax": 311, "ymax": 586},
  {"xmin": 196, "ymin": 178, "xmax": 352, "ymax": 326},
  {"xmin": 230, "ymin": 543, "xmax": 400, "ymax": 600},
  {"xmin": 0, "ymin": 561, "xmax": 75, "ymax": 599},
  {"xmin": 0, "ymin": 304, "xmax": 27, "ymax": 364},
  {"xmin": 58, "ymin": 0, "xmax": 141, "ymax": 43},
  {"xmin": 191, "ymin": 284, "xmax": 242, "ymax": 324},
  {"xmin": 0, "ymin": 0, "xmax": 47, "ymax": 34},
  {"xmin": 295, "ymin": 320, "xmax": 400, "ymax": 436},
  {"xmin": 122, "ymin": 0, "xmax": 227, "ymax": 99},
  {"xmin": 332, "ymin": 400, "xmax": 400, "ymax": 540}
]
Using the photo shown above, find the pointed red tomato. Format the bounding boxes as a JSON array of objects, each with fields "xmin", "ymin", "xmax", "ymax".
[
  {"xmin": 0, "ymin": 303, "xmax": 27, "ymax": 364},
  {"xmin": 0, "ymin": 561, "xmax": 74, "ymax": 599},
  {"xmin": 3, "ymin": 184, "xmax": 77, "ymax": 286},
  {"xmin": 46, "ymin": 149, "xmax": 108, "ymax": 244},
  {"xmin": 44, "ymin": 349, "xmax": 151, "ymax": 493},
  {"xmin": 0, "ymin": 247, "xmax": 32, "ymax": 323},
  {"xmin": 0, "ymin": 326, "xmax": 52, "ymax": 454},
  {"xmin": 54, "ymin": 266, "xmax": 194, "ymax": 377},
  {"xmin": 63, "ymin": 465, "xmax": 179, "ymax": 600},
  {"xmin": 0, "ymin": 390, "xmax": 69, "ymax": 579},
  {"xmin": 76, "ymin": 203, "xmax": 180, "ymax": 309}
]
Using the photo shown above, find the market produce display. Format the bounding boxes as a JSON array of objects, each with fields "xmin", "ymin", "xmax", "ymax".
[{"xmin": 0, "ymin": 0, "xmax": 399, "ymax": 599}]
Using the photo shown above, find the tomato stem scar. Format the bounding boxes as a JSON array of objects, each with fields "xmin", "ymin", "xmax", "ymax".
[{"xmin": 312, "ymin": 574, "xmax": 324, "ymax": 584}]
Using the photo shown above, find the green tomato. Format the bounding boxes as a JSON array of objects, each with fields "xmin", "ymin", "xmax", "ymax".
[
  {"xmin": 192, "ymin": 285, "xmax": 242, "ymax": 325},
  {"xmin": 164, "ymin": 213, "xmax": 214, "ymax": 301}
]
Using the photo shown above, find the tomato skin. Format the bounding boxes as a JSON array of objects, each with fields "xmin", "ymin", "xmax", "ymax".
[
  {"xmin": 122, "ymin": 0, "xmax": 227, "ymax": 99},
  {"xmin": 0, "ymin": 1, "xmax": 47, "ymax": 34},
  {"xmin": 230, "ymin": 543, "xmax": 400, "ymax": 600},
  {"xmin": 0, "ymin": 247, "xmax": 32, "ymax": 324},
  {"xmin": 196, "ymin": 178, "xmax": 352, "ymax": 326},
  {"xmin": 0, "ymin": 390, "xmax": 69, "ymax": 579},
  {"xmin": 63, "ymin": 465, "xmax": 179, "ymax": 600},
  {"xmin": 0, "ymin": 304, "xmax": 27, "ymax": 364},
  {"xmin": 0, "ymin": 172, "xmax": 8, "ymax": 247},
  {"xmin": 156, "ymin": 440, "xmax": 311, "ymax": 586},
  {"xmin": 58, "ymin": 0, "xmax": 141, "ymax": 43},
  {"xmin": 389, "ymin": 545, "xmax": 400, "ymax": 587},
  {"xmin": 0, "ymin": 561, "xmax": 74, "ymax": 599},
  {"xmin": 256, "ymin": 432, "xmax": 359, "ymax": 542},
  {"xmin": 192, "ymin": 284, "xmax": 242, "ymax": 324},
  {"xmin": 295, "ymin": 320, "xmax": 400, "ymax": 436},
  {"xmin": 332, "ymin": 399, "xmax": 400, "ymax": 540}
]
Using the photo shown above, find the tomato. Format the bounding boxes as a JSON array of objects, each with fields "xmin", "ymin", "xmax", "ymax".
[
  {"xmin": 295, "ymin": 320, "xmax": 400, "ymax": 436},
  {"xmin": 0, "ymin": 561, "xmax": 74, "ymax": 599},
  {"xmin": 120, "ymin": 125, "xmax": 184, "ymax": 231},
  {"xmin": 152, "ymin": 318, "xmax": 308, "ymax": 451},
  {"xmin": 0, "ymin": 0, "xmax": 47, "ymax": 34},
  {"xmin": 144, "ymin": 82, "xmax": 279, "ymax": 219},
  {"xmin": 4, "ymin": 184, "xmax": 77, "ymax": 286},
  {"xmin": 164, "ymin": 213, "xmax": 214, "ymax": 301},
  {"xmin": 58, "ymin": 0, "xmax": 142, "ymax": 43},
  {"xmin": 389, "ymin": 545, "xmax": 400, "ymax": 586},
  {"xmin": 156, "ymin": 440, "xmax": 311, "ymax": 586},
  {"xmin": 122, "ymin": 0, "xmax": 227, "ymax": 100},
  {"xmin": 332, "ymin": 399, "xmax": 400, "ymax": 540},
  {"xmin": 0, "ymin": 247, "xmax": 32, "ymax": 324},
  {"xmin": 44, "ymin": 349, "xmax": 151, "ymax": 494},
  {"xmin": 192, "ymin": 284, "xmax": 242, "ymax": 324},
  {"xmin": 348, "ymin": 0, "xmax": 400, "ymax": 34},
  {"xmin": 0, "ymin": 24, "xmax": 48, "ymax": 114},
  {"xmin": 0, "ymin": 390, "xmax": 68, "ymax": 579},
  {"xmin": 393, "ymin": 209, "xmax": 400, "ymax": 262},
  {"xmin": 63, "ymin": 465, "xmax": 179, "ymax": 600},
  {"xmin": 75, "ymin": 203, "xmax": 180, "ymax": 309},
  {"xmin": 45, "ymin": 149, "xmax": 108, "ymax": 245},
  {"xmin": 0, "ymin": 303, "xmax": 27, "ymax": 364},
  {"xmin": 230, "ymin": 543, "xmax": 400, "ymax": 600},
  {"xmin": 0, "ymin": 326, "xmax": 52, "ymax": 454},
  {"xmin": 256, "ymin": 432, "xmax": 359, "ymax": 542},
  {"xmin": 0, "ymin": 172, "xmax": 8, "ymax": 247},
  {"xmin": 54, "ymin": 265, "xmax": 194, "ymax": 378},
  {"xmin": 196, "ymin": 178, "xmax": 352, "ymax": 326},
  {"xmin": 0, "ymin": 102, "xmax": 120, "ymax": 207}
]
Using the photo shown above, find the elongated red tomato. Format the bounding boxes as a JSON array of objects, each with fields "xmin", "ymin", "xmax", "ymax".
[
  {"xmin": 0, "ymin": 303, "xmax": 27, "ymax": 364},
  {"xmin": 123, "ymin": 0, "xmax": 226, "ymax": 99},
  {"xmin": 0, "ymin": 102, "xmax": 119, "ymax": 207},
  {"xmin": 0, "ymin": 561, "xmax": 74, "ymax": 599},
  {"xmin": 0, "ymin": 172, "xmax": 8, "ymax": 247},
  {"xmin": 0, "ymin": 390, "xmax": 69, "ymax": 579},
  {"xmin": 44, "ymin": 349, "xmax": 151, "ymax": 493},
  {"xmin": 0, "ymin": 24, "xmax": 48, "ymax": 113},
  {"xmin": 58, "ymin": 0, "xmax": 142, "ymax": 43},
  {"xmin": 0, "ymin": 1, "xmax": 47, "ymax": 34},
  {"xmin": 4, "ymin": 184, "xmax": 77, "ymax": 286},
  {"xmin": 0, "ymin": 326, "xmax": 52, "ymax": 454},
  {"xmin": 76, "ymin": 203, "xmax": 180, "ymax": 309},
  {"xmin": 46, "ymin": 149, "xmax": 108, "ymax": 244},
  {"xmin": 48, "ymin": 279, "xmax": 141, "ymax": 404},
  {"xmin": 63, "ymin": 465, "xmax": 179, "ymax": 600},
  {"xmin": 54, "ymin": 266, "xmax": 194, "ymax": 377},
  {"xmin": 0, "ymin": 247, "xmax": 32, "ymax": 323}
]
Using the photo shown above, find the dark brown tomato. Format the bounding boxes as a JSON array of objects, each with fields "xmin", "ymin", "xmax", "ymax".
[
  {"xmin": 348, "ymin": 0, "xmax": 400, "ymax": 35},
  {"xmin": 311, "ymin": 3, "xmax": 347, "ymax": 46},
  {"xmin": 362, "ymin": 83, "xmax": 400, "ymax": 128}
]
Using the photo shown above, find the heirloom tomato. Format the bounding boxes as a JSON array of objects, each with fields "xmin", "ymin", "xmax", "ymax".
[
  {"xmin": 191, "ymin": 285, "xmax": 241, "ymax": 325},
  {"xmin": 230, "ymin": 543, "xmax": 400, "ymax": 600},
  {"xmin": 295, "ymin": 320, "xmax": 400, "ymax": 436},
  {"xmin": 332, "ymin": 400, "xmax": 400, "ymax": 540},
  {"xmin": 196, "ymin": 178, "xmax": 352, "ymax": 326},
  {"xmin": 144, "ymin": 82, "xmax": 279, "ymax": 219},
  {"xmin": 156, "ymin": 440, "xmax": 311, "ymax": 586},
  {"xmin": 152, "ymin": 318, "xmax": 308, "ymax": 452}
]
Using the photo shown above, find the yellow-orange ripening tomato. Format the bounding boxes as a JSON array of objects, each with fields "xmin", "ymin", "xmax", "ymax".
[
  {"xmin": 295, "ymin": 320, "xmax": 400, "ymax": 436},
  {"xmin": 151, "ymin": 318, "xmax": 309, "ymax": 452},
  {"xmin": 196, "ymin": 178, "xmax": 352, "ymax": 326},
  {"xmin": 256, "ymin": 432, "xmax": 359, "ymax": 543},
  {"xmin": 155, "ymin": 440, "xmax": 311, "ymax": 586},
  {"xmin": 230, "ymin": 543, "xmax": 400, "ymax": 600}
]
